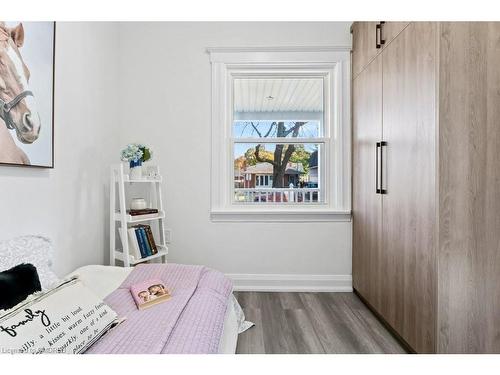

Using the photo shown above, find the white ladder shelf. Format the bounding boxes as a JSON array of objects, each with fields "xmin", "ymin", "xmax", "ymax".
[{"xmin": 110, "ymin": 163, "xmax": 168, "ymax": 267}]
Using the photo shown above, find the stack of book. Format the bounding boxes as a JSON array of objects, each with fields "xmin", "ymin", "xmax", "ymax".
[
  {"xmin": 126, "ymin": 224, "xmax": 159, "ymax": 260},
  {"xmin": 126, "ymin": 208, "xmax": 159, "ymax": 219}
]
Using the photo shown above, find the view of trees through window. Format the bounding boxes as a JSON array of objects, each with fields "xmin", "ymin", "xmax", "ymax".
[
  {"xmin": 233, "ymin": 121, "xmax": 321, "ymax": 203},
  {"xmin": 232, "ymin": 78, "xmax": 324, "ymax": 204},
  {"xmin": 234, "ymin": 121, "xmax": 318, "ymax": 188}
]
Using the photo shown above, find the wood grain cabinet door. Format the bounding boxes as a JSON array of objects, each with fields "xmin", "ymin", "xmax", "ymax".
[
  {"xmin": 352, "ymin": 22, "xmax": 380, "ymax": 78},
  {"xmin": 352, "ymin": 56, "xmax": 383, "ymax": 310},
  {"xmin": 437, "ymin": 21, "xmax": 500, "ymax": 354},
  {"xmin": 381, "ymin": 22, "xmax": 437, "ymax": 353},
  {"xmin": 380, "ymin": 22, "xmax": 410, "ymax": 48}
]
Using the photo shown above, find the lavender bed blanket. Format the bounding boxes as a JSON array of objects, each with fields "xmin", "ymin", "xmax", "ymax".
[{"xmin": 86, "ymin": 263, "xmax": 233, "ymax": 354}]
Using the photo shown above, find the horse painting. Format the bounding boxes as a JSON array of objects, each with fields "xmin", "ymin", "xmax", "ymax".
[{"xmin": 0, "ymin": 22, "xmax": 42, "ymax": 166}]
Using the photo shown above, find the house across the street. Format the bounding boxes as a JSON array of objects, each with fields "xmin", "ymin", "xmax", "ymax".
[{"xmin": 242, "ymin": 162, "xmax": 304, "ymax": 188}]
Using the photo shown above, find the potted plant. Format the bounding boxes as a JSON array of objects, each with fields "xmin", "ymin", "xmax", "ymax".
[{"xmin": 121, "ymin": 143, "xmax": 152, "ymax": 180}]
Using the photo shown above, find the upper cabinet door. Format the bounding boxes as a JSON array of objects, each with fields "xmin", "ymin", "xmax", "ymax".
[
  {"xmin": 352, "ymin": 22, "xmax": 410, "ymax": 79},
  {"xmin": 380, "ymin": 22, "xmax": 410, "ymax": 47},
  {"xmin": 352, "ymin": 22, "xmax": 380, "ymax": 78}
]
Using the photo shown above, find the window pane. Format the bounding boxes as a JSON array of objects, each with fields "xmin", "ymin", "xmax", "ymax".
[
  {"xmin": 233, "ymin": 78, "xmax": 324, "ymax": 138},
  {"xmin": 234, "ymin": 143, "xmax": 321, "ymax": 203},
  {"xmin": 233, "ymin": 120, "xmax": 321, "ymax": 138}
]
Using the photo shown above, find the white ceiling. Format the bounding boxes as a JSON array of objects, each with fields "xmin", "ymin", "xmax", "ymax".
[{"xmin": 233, "ymin": 78, "xmax": 323, "ymax": 113}]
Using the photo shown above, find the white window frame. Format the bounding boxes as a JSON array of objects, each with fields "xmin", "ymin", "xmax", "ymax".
[{"xmin": 209, "ymin": 47, "xmax": 351, "ymax": 222}]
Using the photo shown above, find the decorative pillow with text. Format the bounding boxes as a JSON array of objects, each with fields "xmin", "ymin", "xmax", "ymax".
[{"xmin": 0, "ymin": 277, "xmax": 120, "ymax": 354}]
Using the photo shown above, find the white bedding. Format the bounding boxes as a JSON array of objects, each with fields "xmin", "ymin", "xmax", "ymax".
[{"xmin": 67, "ymin": 265, "xmax": 239, "ymax": 354}]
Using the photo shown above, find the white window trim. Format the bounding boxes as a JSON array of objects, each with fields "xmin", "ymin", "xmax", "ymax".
[{"xmin": 208, "ymin": 46, "xmax": 351, "ymax": 222}]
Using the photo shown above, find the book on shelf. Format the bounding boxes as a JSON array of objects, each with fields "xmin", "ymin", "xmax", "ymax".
[
  {"xmin": 126, "ymin": 208, "xmax": 159, "ymax": 216},
  {"xmin": 119, "ymin": 223, "xmax": 160, "ymax": 261},
  {"xmin": 131, "ymin": 224, "xmax": 159, "ymax": 258},
  {"xmin": 137, "ymin": 224, "xmax": 158, "ymax": 255},
  {"xmin": 119, "ymin": 228, "xmax": 142, "ymax": 260},
  {"xmin": 127, "ymin": 228, "xmax": 142, "ymax": 260},
  {"xmin": 130, "ymin": 279, "xmax": 171, "ymax": 310},
  {"xmin": 139, "ymin": 227, "xmax": 152, "ymax": 256},
  {"xmin": 133, "ymin": 227, "xmax": 149, "ymax": 257}
]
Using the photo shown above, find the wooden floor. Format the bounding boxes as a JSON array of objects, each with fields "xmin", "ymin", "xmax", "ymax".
[{"xmin": 234, "ymin": 292, "xmax": 406, "ymax": 354}]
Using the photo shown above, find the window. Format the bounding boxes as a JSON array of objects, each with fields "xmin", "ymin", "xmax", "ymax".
[
  {"xmin": 209, "ymin": 47, "xmax": 351, "ymax": 221},
  {"xmin": 233, "ymin": 77, "xmax": 324, "ymax": 204}
]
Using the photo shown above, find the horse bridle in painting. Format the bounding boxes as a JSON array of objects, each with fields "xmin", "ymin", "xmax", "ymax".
[{"xmin": 0, "ymin": 90, "xmax": 34, "ymax": 130}]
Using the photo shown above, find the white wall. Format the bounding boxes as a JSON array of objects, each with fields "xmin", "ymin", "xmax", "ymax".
[
  {"xmin": 117, "ymin": 22, "xmax": 353, "ymax": 290},
  {"xmin": 0, "ymin": 23, "xmax": 121, "ymax": 276},
  {"xmin": 0, "ymin": 22, "xmax": 353, "ymax": 290}
]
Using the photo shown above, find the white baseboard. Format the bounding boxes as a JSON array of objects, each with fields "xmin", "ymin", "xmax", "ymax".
[{"xmin": 227, "ymin": 273, "xmax": 353, "ymax": 292}]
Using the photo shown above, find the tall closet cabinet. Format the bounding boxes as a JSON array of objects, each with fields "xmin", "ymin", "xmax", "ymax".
[{"xmin": 352, "ymin": 22, "xmax": 500, "ymax": 353}]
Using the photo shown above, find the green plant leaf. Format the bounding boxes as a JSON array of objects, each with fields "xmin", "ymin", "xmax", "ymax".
[{"xmin": 141, "ymin": 147, "xmax": 151, "ymax": 162}]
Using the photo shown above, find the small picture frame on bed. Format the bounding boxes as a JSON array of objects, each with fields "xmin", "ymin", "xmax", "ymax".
[{"xmin": 131, "ymin": 279, "xmax": 171, "ymax": 310}]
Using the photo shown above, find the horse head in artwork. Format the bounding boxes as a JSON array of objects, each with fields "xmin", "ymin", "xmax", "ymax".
[{"xmin": 0, "ymin": 22, "xmax": 41, "ymax": 144}]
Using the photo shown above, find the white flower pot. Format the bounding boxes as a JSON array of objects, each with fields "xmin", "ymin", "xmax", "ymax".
[{"xmin": 130, "ymin": 165, "xmax": 143, "ymax": 180}]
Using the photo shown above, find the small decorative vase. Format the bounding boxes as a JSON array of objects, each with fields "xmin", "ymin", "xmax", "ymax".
[
  {"xmin": 129, "ymin": 159, "xmax": 143, "ymax": 180},
  {"xmin": 131, "ymin": 198, "xmax": 147, "ymax": 210}
]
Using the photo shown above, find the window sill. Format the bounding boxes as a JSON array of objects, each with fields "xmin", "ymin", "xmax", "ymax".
[{"xmin": 210, "ymin": 209, "xmax": 352, "ymax": 222}]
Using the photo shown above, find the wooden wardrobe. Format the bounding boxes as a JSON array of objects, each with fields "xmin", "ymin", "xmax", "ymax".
[{"xmin": 352, "ymin": 22, "xmax": 500, "ymax": 353}]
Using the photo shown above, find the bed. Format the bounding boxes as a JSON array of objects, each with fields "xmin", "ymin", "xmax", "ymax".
[
  {"xmin": 0, "ymin": 235, "xmax": 251, "ymax": 354},
  {"xmin": 68, "ymin": 264, "xmax": 243, "ymax": 354}
]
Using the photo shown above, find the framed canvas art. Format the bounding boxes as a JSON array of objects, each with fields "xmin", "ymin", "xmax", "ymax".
[{"xmin": 0, "ymin": 22, "xmax": 55, "ymax": 168}]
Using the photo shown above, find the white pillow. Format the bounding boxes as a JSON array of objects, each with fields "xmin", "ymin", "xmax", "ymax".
[
  {"xmin": 0, "ymin": 235, "xmax": 60, "ymax": 289},
  {"xmin": 0, "ymin": 277, "xmax": 120, "ymax": 354}
]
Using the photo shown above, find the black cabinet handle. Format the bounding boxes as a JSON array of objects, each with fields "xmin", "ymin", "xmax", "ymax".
[
  {"xmin": 376, "ymin": 142, "xmax": 381, "ymax": 194},
  {"xmin": 380, "ymin": 21, "xmax": 386, "ymax": 46},
  {"xmin": 380, "ymin": 141, "xmax": 387, "ymax": 194},
  {"xmin": 376, "ymin": 22, "xmax": 386, "ymax": 49}
]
